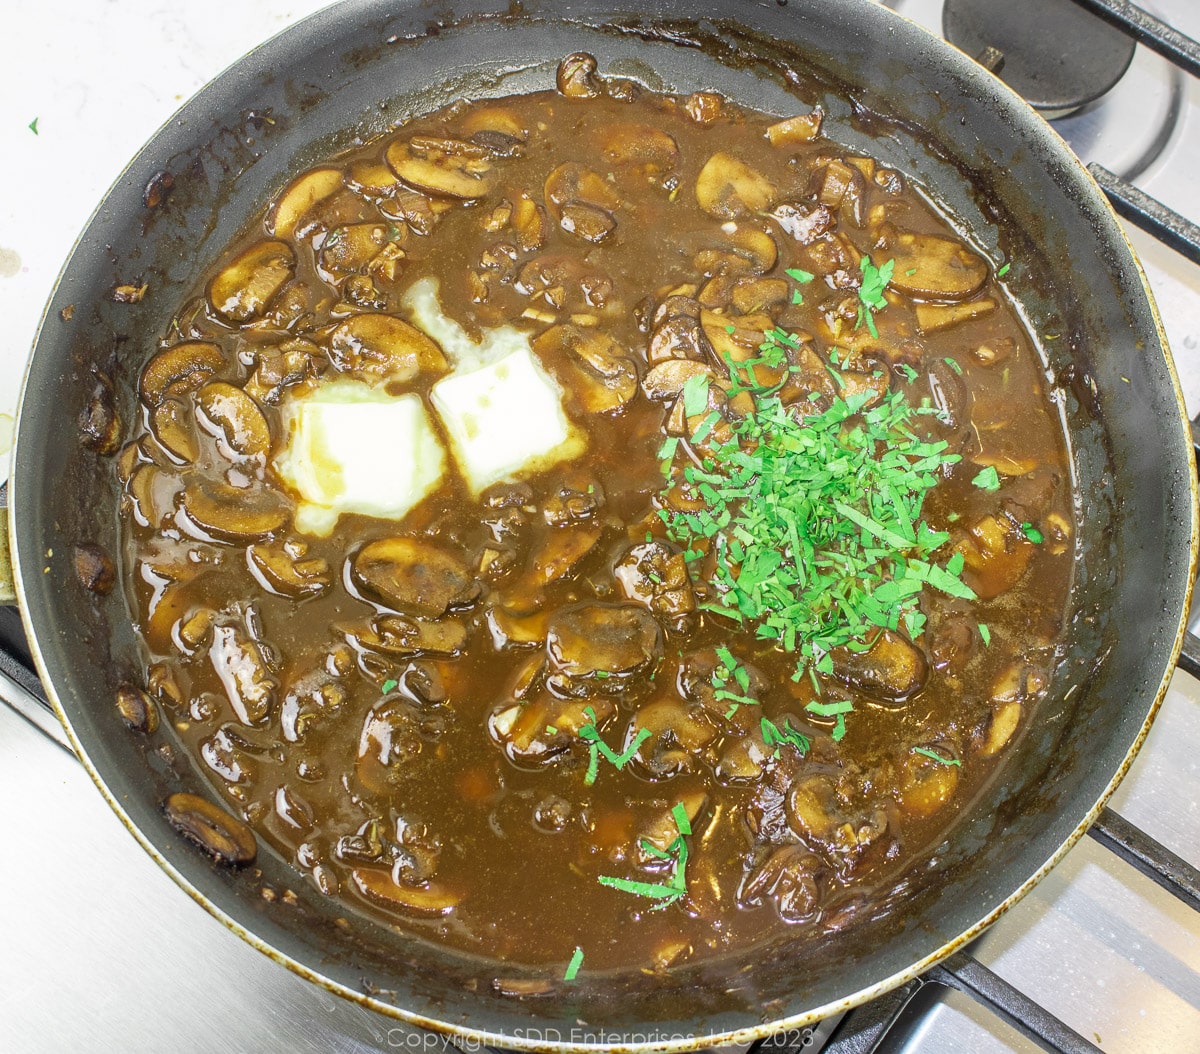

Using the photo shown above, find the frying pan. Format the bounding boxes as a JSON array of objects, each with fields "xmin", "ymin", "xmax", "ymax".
[{"xmin": 11, "ymin": 0, "xmax": 1197, "ymax": 1047}]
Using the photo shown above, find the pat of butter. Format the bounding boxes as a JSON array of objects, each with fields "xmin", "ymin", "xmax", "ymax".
[
  {"xmin": 274, "ymin": 379, "xmax": 445, "ymax": 536},
  {"xmin": 406, "ymin": 278, "xmax": 582, "ymax": 494}
]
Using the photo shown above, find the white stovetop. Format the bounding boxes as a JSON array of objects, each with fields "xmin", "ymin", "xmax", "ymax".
[{"xmin": 2, "ymin": 3, "xmax": 1200, "ymax": 1053}]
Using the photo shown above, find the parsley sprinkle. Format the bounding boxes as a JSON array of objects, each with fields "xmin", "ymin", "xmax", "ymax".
[
  {"xmin": 913, "ymin": 746, "xmax": 961, "ymax": 767},
  {"xmin": 682, "ymin": 373, "xmax": 709, "ymax": 418},
  {"xmin": 564, "ymin": 947, "xmax": 584, "ymax": 981},
  {"xmin": 805, "ymin": 699, "xmax": 854, "ymax": 741},
  {"xmin": 660, "ymin": 384, "xmax": 969, "ymax": 685},
  {"xmin": 1021, "ymin": 522, "xmax": 1044, "ymax": 544},
  {"xmin": 997, "ymin": 262, "xmax": 1011, "ymax": 277},
  {"xmin": 786, "ymin": 268, "xmax": 815, "ymax": 284},
  {"xmin": 972, "ymin": 466, "xmax": 1001, "ymax": 491},
  {"xmin": 943, "ymin": 356, "xmax": 963, "ymax": 376},
  {"xmin": 792, "ymin": 289, "xmax": 804, "ymax": 305},
  {"xmin": 598, "ymin": 802, "xmax": 691, "ymax": 907},
  {"xmin": 761, "ymin": 716, "xmax": 810, "ymax": 758},
  {"xmin": 898, "ymin": 364, "xmax": 919, "ymax": 384},
  {"xmin": 905, "ymin": 267, "xmax": 917, "ymax": 276},
  {"xmin": 856, "ymin": 255, "xmax": 894, "ymax": 340},
  {"xmin": 978, "ymin": 623, "xmax": 991, "ymax": 647},
  {"xmin": 380, "ymin": 678, "xmax": 398, "ymax": 694},
  {"xmin": 578, "ymin": 710, "xmax": 651, "ymax": 785},
  {"xmin": 28, "ymin": 117, "xmax": 39, "ymax": 135}
]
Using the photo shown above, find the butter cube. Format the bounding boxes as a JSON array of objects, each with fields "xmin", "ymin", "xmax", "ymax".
[
  {"xmin": 430, "ymin": 346, "xmax": 578, "ymax": 494},
  {"xmin": 275, "ymin": 379, "xmax": 445, "ymax": 536}
]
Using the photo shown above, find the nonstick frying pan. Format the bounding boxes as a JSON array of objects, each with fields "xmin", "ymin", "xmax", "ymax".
[{"xmin": 11, "ymin": 0, "xmax": 1197, "ymax": 1047}]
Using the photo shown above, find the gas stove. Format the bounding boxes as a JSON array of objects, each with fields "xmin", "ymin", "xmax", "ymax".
[{"xmin": 2, "ymin": 2, "xmax": 1199, "ymax": 1052}]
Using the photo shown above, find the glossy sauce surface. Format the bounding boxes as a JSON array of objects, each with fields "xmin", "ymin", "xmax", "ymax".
[{"xmin": 116, "ymin": 57, "xmax": 1075, "ymax": 974}]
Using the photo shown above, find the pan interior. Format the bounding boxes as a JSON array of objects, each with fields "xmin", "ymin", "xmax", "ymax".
[{"xmin": 12, "ymin": 0, "xmax": 1195, "ymax": 1045}]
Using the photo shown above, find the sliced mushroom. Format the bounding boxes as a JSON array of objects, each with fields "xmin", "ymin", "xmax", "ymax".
[
  {"xmin": 209, "ymin": 623, "xmax": 277, "ymax": 725},
  {"xmin": 916, "ymin": 298, "xmax": 997, "ymax": 333},
  {"xmin": 327, "ymin": 313, "xmax": 447, "ymax": 382},
  {"xmin": 545, "ymin": 603, "xmax": 663, "ymax": 693},
  {"xmin": 178, "ymin": 479, "xmax": 289, "ymax": 542},
  {"xmin": 642, "ymin": 359, "xmax": 719, "ymax": 401},
  {"xmin": 535, "ymin": 325, "xmax": 637, "ymax": 413},
  {"xmin": 556, "ymin": 52, "xmax": 602, "ymax": 99},
  {"xmin": 352, "ymin": 537, "xmax": 477, "ymax": 618},
  {"xmin": 378, "ymin": 188, "xmax": 454, "ymax": 237},
  {"xmin": 685, "ymin": 91, "xmax": 725, "ymax": 124},
  {"xmin": 786, "ymin": 773, "xmax": 888, "ymax": 867},
  {"xmin": 898, "ymin": 749, "xmax": 961, "ymax": 817},
  {"xmin": 164, "ymin": 792, "xmax": 256, "ymax": 866},
  {"xmin": 208, "ymin": 241, "xmax": 295, "ymax": 323},
  {"xmin": 766, "ymin": 109, "xmax": 823, "ymax": 146},
  {"xmin": 626, "ymin": 698, "xmax": 719, "ymax": 779},
  {"xmin": 695, "ymin": 152, "xmax": 776, "ymax": 218},
  {"xmin": 526, "ymin": 523, "xmax": 603, "ymax": 587},
  {"xmin": 244, "ymin": 339, "xmax": 318, "ymax": 404},
  {"xmin": 195, "ymin": 382, "xmax": 271, "ymax": 460},
  {"xmin": 739, "ymin": 844, "xmax": 822, "ymax": 922},
  {"xmin": 693, "ymin": 225, "xmax": 778, "ymax": 276},
  {"xmin": 140, "ymin": 342, "xmax": 225, "ymax": 407},
  {"xmin": 247, "ymin": 539, "xmax": 331, "ymax": 599},
  {"xmin": 489, "ymin": 693, "xmax": 616, "ymax": 768},
  {"xmin": 732, "ymin": 277, "xmax": 789, "ymax": 315},
  {"xmin": 881, "ymin": 230, "xmax": 989, "ymax": 301},
  {"xmin": 648, "ymin": 314, "xmax": 710, "ymax": 365},
  {"xmin": 319, "ymin": 223, "xmax": 398, "ymax": 276},
  {"xmin": 601, "ymin": 123, "xmax": 680, "ymax": 178},
  {"xmin": 116, "ymin": 683, "xmax": 159, "ymax": 733},
  {"xmin": 351, "ymin": 867, "xmax": 460, "ymax": 916},
  {"xmin": 344, "ymin": 159, "xmax": 404, "ymax": 198},
  {"xmin": 149, "ymin": 399, "xmax": 199, "ymax": 463},
  {"xmin": 700, "ymin": 310, "xmax": 781, "ymax": 388},
  {"xmin": 544, "ymin": 162, "xmax": 620, "ymax": 241},
  {"xmin": 79, "ymin": 374, "xmax": 122, "ymax": 454},
  {"xmin": 385, "ymin": 135, "xmax": 497, "ymax": 200},
  {"xmin": 638, "ymin": 791, "xmax": 708, "ymax": 859},
  {"xmin": 460, "ymin": 105, "xmax": 528, "ymax": 142},
  {"xmin": 956, "ymin": 514, "xmax": 1034, "ymax": 600},
  {"xmin": 614, "ymin": 540, "xmax": 696, "ymax": 618},
  {"xmin": 269, "ymin": 167, "xmax": 344, "ymax": 239},
  {"xmin": 981, "ymin": 663, "xmax": 1045, "ymax": 755},
  {"xmin": 831, "ymin": 630, "xmax": 927, "ymax": 704},
  {"xmin": 343, "ymin": 614, "xmax": 468, "ymax": 659}
]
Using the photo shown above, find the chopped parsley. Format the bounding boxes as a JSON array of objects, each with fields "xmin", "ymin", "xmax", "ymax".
[
  {"xmin": 28, "ymin": 117, "xmax": 38, "ymax": 135},
  {"xmin": 761, "ymin": 716, "xmax": 810, "ymax": 757},
  {"xmin": 898, "ymin": 363, "xmax": 919, "ymax": 384},
  {"xmin": 563, "ymin": 947, "xmax": 584, "ymax": 981},
  {"xmin": 978, "ymin": 623, "xmax": 991, "ymax": 647},
  {"xmin": 1021, "ymin": 522, "xmax": 1044, "ymax": 544},
  {"xmin": 577, "ymin": 707, "xmax": 651, "ymax": 785},
  {"xmin": 659, "ymin": 383, "xmax": 972, "ymax": 688},
  {"xmin": 856, "ymin": 255, "xmax": 895, "ymax": 339},
  {"xmin": 786, "ymin": 267, "xmax": 815, "ymax": 284},
  {"xmin": 380, "ymin": 678, "xmax": 398, "ymax": 694},
  {"xmin": 972, "ymin": 465, "xmax": 1001, "ymax": 491},
  {"xmin": 997, "ymin": 262, "xmax": 1011, "ymax": 278},
  {"xmin": 805, "ymin": 699, "xmax": 854, "ymax": 741},
  {"xmin": 913, "ymin": 746, "xmax": 961, "ymax": 767},
  {"xmin": 599, "ymin": 802, "xmax": 691, "ymax": 907},
  {"xmin": 943, "ymin": 356, "xmax": 963, "ymax": 376}
]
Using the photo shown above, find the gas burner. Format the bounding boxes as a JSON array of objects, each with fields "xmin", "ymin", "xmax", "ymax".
[
  {"xmin": 943, "ymin": 0, "xmax": 1136, "ymax": 115},
  {"xmin": 911, "ymin": 0, "xmax": 1187, "ymax": 179}
]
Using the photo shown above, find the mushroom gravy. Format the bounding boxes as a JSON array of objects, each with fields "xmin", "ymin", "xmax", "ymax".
[{"xmin": 114, "ymin": 54, "xmax": 1075, "ymax": 975}]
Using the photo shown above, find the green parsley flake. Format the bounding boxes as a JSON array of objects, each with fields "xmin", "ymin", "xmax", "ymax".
[
  {"xmin": 997, "ymin": 262, "xmax": 1011, "ymax": 278},
  {"xmin": 761, "ymin": 716, "xmax": 810, "ymax": 758},
  {"xmin": 564, "ymin": 947, "xmax": 584, "ymax": 981},
  {"xmin": 856, "ymin": 255, "xmax": 895, "ymax": 339},
  {"xmin": 786, "ymin": 267, "xmax": 815, "ymax": 284},
  {"xmin": 1021, "ymin": 522, "xmax": 1044, "ymax": 544},
  {"xmin": 805, "ymin": 699, "xmax": 854, "ymax": 742},
  {"xmin": 598, "ymin": 801, "xmax": 691, "ymax": 907},
  {"xmin": 943, "ymin": 356, "xmax": 963, "ymax": 376},
  {"xmin": 578, "ymin": 709, "xmax": 651, "ymax": 786},
  {"xmin": 978, "ymin": 623, "xmax": 991, "ymax": 647},
  {"xmin": 972, "ymin": 465, "xmax": 1001, "ymax": 491},
  {"xmin": 681, "ymin": 373, "xmax": 709, "ymax": 418},
  {"xmin": 380, "ymin": 678, "xmax": 398, "ymax": 694},
  {"xmin": 898, "ymin": 364, "xmax": 919, "ymax": 384},
  {"xmin": 28, "ymin": 117, "xmax": 38, "ymax": 135},
  {"xmin": 913, "ymin": 746, "xmax": 962, "ymax": 767}
]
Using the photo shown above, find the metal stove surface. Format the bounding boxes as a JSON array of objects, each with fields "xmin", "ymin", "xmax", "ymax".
[{"xmin": 3, "ymin": 2, "xmax": 1200, "ymax": 1052}]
